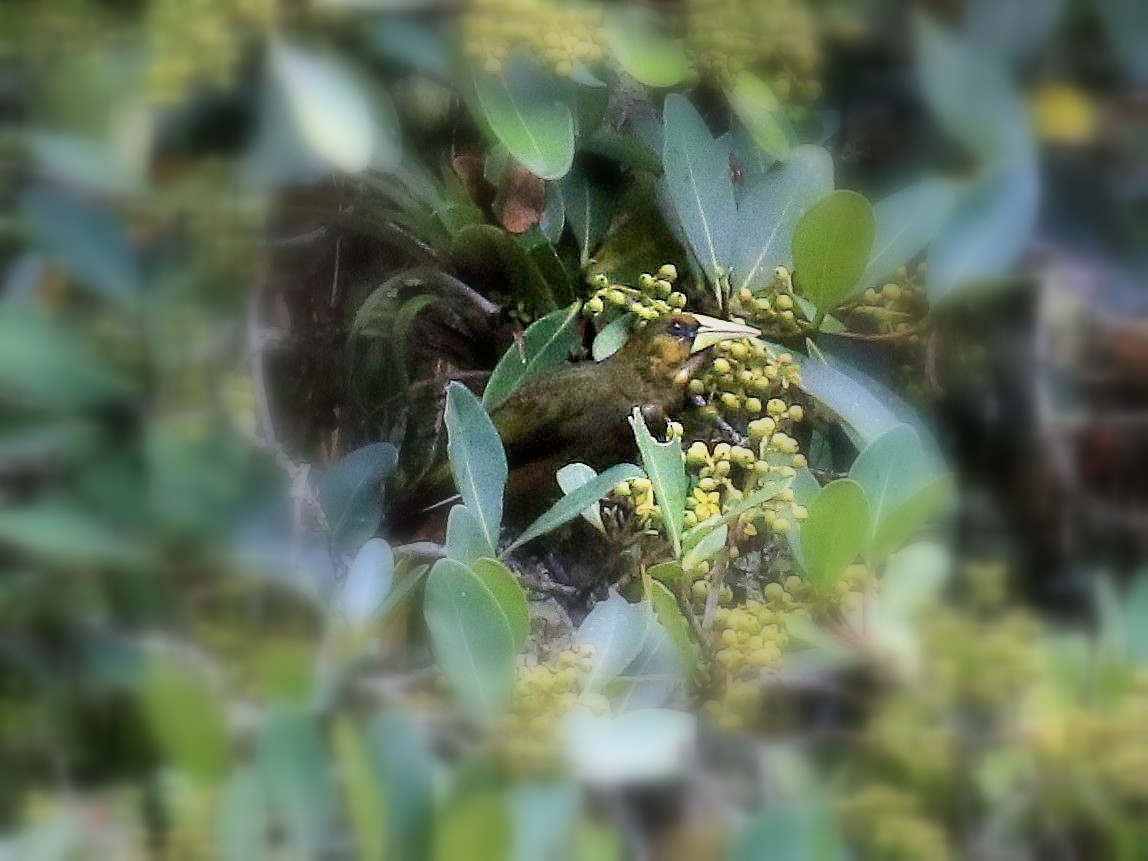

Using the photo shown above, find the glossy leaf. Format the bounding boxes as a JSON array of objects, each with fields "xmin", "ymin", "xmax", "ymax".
[
  {"xmin": 629, "ymin": 408, "xmax": 688, "ymax": 557},
  {"xmin": 662, "ymin": 94, "xmax": 738, "ymax": 288},
  {"xmin": 216, "ymin": 767, "xmax": 270, "ymax": 861},
  {"xmin": 510, "ymin": 463, "xmax": 644, "ymax": 551},
  {"xmin": 800, "ymin": 479, "xmax": 870, "ymax": 596},
  {"xmin": 606, "ymin": 7, "xmax": 690, "ymax": 88},
  {"xmin": 435, "ymin": 791, "xmax": 513, "ymax": 861},
  {"xmin": 423, "ymin": 558, "xmax": 517, "ymax": 725},
  {"xmin": 445, "ymin": 383, "xmax": 508, "ymax": 553},
  {"xmin": 870, "ymin": 473, "xmax": 954, "ymax": 563},
  {"xmin": 561, "ymin": 169, "xmax": 612, "ymax": 264},
  {"xmin": 271, "ymin": 41, "xmax": 382, "ymax": 173},
  {"xmin": 446, "ymin": 505, "xmax": 495, "ymax": 564},
  {"xmin": 591, "ymin": 314, "xmax": 634, "ymax": 361},
  {"xmin": 340, "ymin": 538, "xmax": 395, "ymax": 630},
  {"xmin": 732, "ymin": 145, "xmax": 834, "ymax": 293},
  {"xmin": 556, "ymin": 463, "xmax": 607, "ymax": 532},
  {"xmin": 927, "ymin": 163, "xmax": 1038, "ymax": 306},
  {"xmin": 575, "ymin": 592, "xmax": 655, "ymax": 692},
  {"xmin": 256, "ymin": 708, "xmax": 334, "ymax": 859},
  {"xmin": 729, "ymin": 804, "xmax": 846, "ymax": 861},
  {"xmin": 333, "ymin": 718, "xmax": 386, "ymax": 861},
  {"xmin": 792, "ymin": 190, "xmax": 875, "ymax": 310},
  {"xmin": 20, "ymin": 186, "xmax": 138, "ymax": 305},
  {"xmin": 314, "ymin": 443, "xmax": 399, "ymax": 552},
  {"xmin": 915, "ymin": 15, "xmax": 1032, "ymax": 162},
  {"xmin": 472, "ymin": 64, "xmax": 576, "ymax": 180},
  {"xmin": 855, "ymin": 179, "xmax": 957, "ymax": 295},
  {"xmin": 484, "ymin": 303, "xmax": 581, "ymax": 411},
  {"xmin": 471, "ymin": 557, "xmax": 530, "ymax": 649},
  {"xmin": 140, "ymin": 652, "xmax": 229, "ymax": 785},
  {"xmin": 727, "ymin": 72, "xmax": 793, "ymax": 161}
]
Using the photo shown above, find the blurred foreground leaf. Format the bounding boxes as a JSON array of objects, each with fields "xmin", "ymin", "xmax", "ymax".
[
  {"xmin": 140, "ymin": 651, "xmax": 229, "ymax": 786},
  {"xmin": 315, "ymin": 443, "xmax": 399, "ymax": 552}
]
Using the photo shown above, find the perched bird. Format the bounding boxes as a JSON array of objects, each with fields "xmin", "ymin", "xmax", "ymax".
[{"xmin": 490, "ymin": 312, "xmax": 760, "ymax": 524}]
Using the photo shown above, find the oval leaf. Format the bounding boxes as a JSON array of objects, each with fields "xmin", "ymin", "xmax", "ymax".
[
  {"xmin": 446, "ymin": 504, "xmax": 495, "ymax": 564},
  {"xmin": 799, "ymin": 479, "xmax": 870, "ymax": 596},
  {"xmin": 445, "ymin": 383, "xmax": 508, "ymax": 553},
  {"xmin": 471, "ymin": 557, "xmax": 530, "ymax": 649},
  {"xmin": 575, "ymin": 593, "xmax": 654, "ymax": 691},
  {"xmin": 140, "ymin": 651, "xmax": 229, "ymax": 785},
  {"xmin": 483, "ymin": 303, "xmax": 581, "ymax": 411},
  {"xmin": 855, "ymin": 179, "xmax": 957, "ymax": 296},
  {"xmin": 663, "ymin": 94, "xmax": 738, "ymax": 288},
  {"xmin": 271, "ymin": 41, "xmax": 379, "ymax": 173},
  {"xmin": 423, "ymin": 558, "xmax": 517, "ymax": 726},
  {"xmin": 629, "ymin": 409, "xmax": 688, "ymax": 557},
  {"xmin": 472, "ymin": 63, "xmax": 576, "ymax": 180},
  {"xmin": 510, "ymin": 463, "xmax": 644, "ymax": 551},
  {"xmin": 792, "ymin": 190, "xmax": 876, "ymax": 310},
  {"xmin": 732, "ymin": 145, "xmax": 834, "ymax": 293},
  {"xmin": 727, "ymin": 71, "xmax": 793, "ymax": 161},
  {"xmin": 256, "ymin": 708, "xmax": 334, "ymax": 858},
  {"xmin": 314, "ymin": 443, "xmax": 399, "ymax": 552},
  {"xmin": 556, "ymin": 462, "xmax": 607, "ymax": 532},
  {"xmin": 606, "ymin": 7, "xmax": 690, "ymax": 88},
  {"xmin": 340, "ymin": 538, "xmax": 395, "ymax": 630}
]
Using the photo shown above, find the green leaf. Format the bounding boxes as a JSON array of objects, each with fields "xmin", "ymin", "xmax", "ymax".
[
  {"xmin": 471, "ymin": 557, "xmax": 531, "ymax": 650},
  {"xmin": 727, "ymin": 71, "xmax": 793, "ymax": 161},
  {"xmin": 0, "ymin": 309, "xmax": 125, "ymax": 408},
  {"xmin": 650, "ymin": 581, "xmax": 696, "ymax": 674},
  {"xmin": 605, "ymin": 7, "xmax": 690, "ymax": 88},
  {"xmin": 629, "ymin": 408, "xmax": 688, "ymax": 557},
  {"xmin": 561, "ymin": 169, "xmax": 612, "ymax": 264},
  {"xmin": 472, "ymin": 62, "xmax": 575, "ymax": 180},
  {"xmin": 0, "ymin": 504, "xmax": 134, "ymax": 566},
  {"xmin": 556, "ymin": 463, "xmax": 607, "ymax": 532},
  {"xmin": 571, "ymin": 819, "xmax": 624, "ymax": 861},
  {"xmin": 483, "ymin": 303, "xmax": 581, "ymax": 411},
  {"xmin": 575, "ymin": 593, "xmax": 654, "ymax": 692},
  {"xmin": 339, "ymin": 538, "xmax": 395, "ymax": 630},
  {"xmin": 256, "ymin": 708, "xmax": 334, "ymax": 859},
  {"xmin": 366, "ymin": 710, "xmax": 434, "ymax": 861},
  {"xmin": 799, "ymin": 479, "xmax": 870, "ymax": 596},
  {"xmin": 510, "ymin": 783, "xmax": 579, "ymax": 861},
  {"xmin": 849, "ymin": 425, "xmax": 930, "ymax": 550},
  {"xmin": 792, "ymin": 190, "xmax": 875, "ymax": 311},
  {"xmin": 20, "ymin": 186, "xmax": 138, "ymax": 305},
  {"xmin": 964, "ymin": 0, "xmax": 1066, "ymax": 64},
  {"xmin": 216, "ymin": 767, "xmax": 270, "ymax": 861},
  {"xmin": 31, "ymin": 133, "xmax": 143, "ymax": 198},
  {"xmin": 915, "ymin": 15, "xmax": 1032, "ymax": 162},
  {"xmin": 729, "ymin": 804, "xmax": 846, "ymax": 861},
  {"xmin": 591, "ymin": 315, "xmax": 634, "ymax": 361},
  {"xmin": 314, "ymin": 443, "xmax": 399, "ymax": 552},
  {"xmin": 447, "ymin": 505, "xmax": 495, "ymax": 564},
  {"xmin": 271, "ymin": 41, "xmax": 385, "ymax": 173},
  {"xmin": 435, "ymin": 791, "xmax": 512, "ymax": 861},
  {"xmin": 450, "ymin": 224, "xmax": 561, "ymax": 313},
  {"xmin": 423, "ymin": 558, "xmax": 517, "ymax": 726},
  {"xmin": 682, "ymin": 523, "xmax": 728, "ymax": 570},
  {"xmin": 140, "ymin": 652, "xmax": 229, "ymax": 786},
  {"xmin": 927, "ymin": 163, "xmax": 1038, "ymax": 306},
  {"xmin": 732, "ymin": 145, "xmax": 833, "ymax": 293},
  {"xmin": 445, "ymin": 383, "xmax": 508, "ymax": 553},
  {"xmin": 333, "ymin": 718, "xmax": 386, "ymax": 861},
  {"xmin": 870, "ymin": 474, "xmax": 954, "ymax": 563},
  {"xmin": 1098, "ymin": 0, "xmax": 1148, "ymax": 84},
  {"xmin": 391, "ymin": 294, "xmax": 437, "ymax": 388},
  {"xmin": 662, "ymin": 94, "xmax": 738, "ymax": 289},
  {"xmin": 855, "ymin": 179, "xmax": 957, "ymax": 296},
  {"xmin": 510, "ymin": 463, "xmax": 644, "ymax": 551}
]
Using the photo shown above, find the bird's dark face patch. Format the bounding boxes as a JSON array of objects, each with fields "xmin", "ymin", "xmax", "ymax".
[{"xmin": 664, "ymin": 314, "xmax": 701, "ymax": 344}]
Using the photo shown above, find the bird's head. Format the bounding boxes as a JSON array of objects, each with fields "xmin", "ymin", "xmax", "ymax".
[{"xmin": 619, "ymin": 312, "xmax": 762, "ymax": 384}]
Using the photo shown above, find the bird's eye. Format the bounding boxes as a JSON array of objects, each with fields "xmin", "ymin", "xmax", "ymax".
[{"xmin": 668, "ymin": 321, "xmax": 686, "ymax": 337}]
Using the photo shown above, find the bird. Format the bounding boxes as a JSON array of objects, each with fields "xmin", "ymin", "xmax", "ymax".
[{"xmin": 489, "ymin": 312, "xmax": 760, "ymax": 524}]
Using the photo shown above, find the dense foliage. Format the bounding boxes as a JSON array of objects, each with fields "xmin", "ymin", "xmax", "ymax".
[{"xmin": 1, "ymin": 0, "xmax": 1147, "ymax": 859}]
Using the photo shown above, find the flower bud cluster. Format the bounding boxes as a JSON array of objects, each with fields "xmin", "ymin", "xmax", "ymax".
[
  {"xmin": 611, "ymin": 476, "xmax": 663, "ymax": 531},
  {"xmin": 462, "ymin": 0, "xmax": 607, "ymax": 77},
  {"xmin": 498, "ymin": 646, "xmax": 597, "ymax": 775},
  {"xmin": 682, "ymin": 439, "xmax": 807, "ymax": 534},
  {"xmin": 845, "ymin": 265, "xmax": 928, "ymax": 337},
  {"xmin": 690, "ymin": 336, "xmax": 803, "ymax": 427},
  {"xmin": 684, "ymin": 0, "xmax": 821, "ymax": 102},
  {"xmin": 145, "ymin": 0, "xmax": 276, "ymax": 105},
  {"xmin": 840, "ymin": 785, "xmax": 952, "ymax": 861},
  {"xmin": 584, "ymin": 265, "xmax": 688, "ymax": 322}
]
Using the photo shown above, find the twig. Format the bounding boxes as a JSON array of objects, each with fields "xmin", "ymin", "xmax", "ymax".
[{"xmin": 392, "ymin": 542, "xmax": 448, "ymax": 560}]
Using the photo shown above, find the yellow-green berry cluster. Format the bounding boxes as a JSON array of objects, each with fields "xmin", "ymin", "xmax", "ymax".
[
  {"xmin": 462, "ymin": 0, "xmax": 607, "ymax": 77},
  {"xmin": 840, "ymin": 784, "xmax": 952, "ymax": 861},
  {"xmin": 690, "ymin": 338, "xmax": 803, "ymax": 426},
  {"xmin": 732, "ymin": 267, "xmax": 808, "ymax": 335},
  {"xmin": 684, "ymin": 0, "xmax": 821, "ymax": 101},
  {"xmin": 584, "ymin": 265, "xmax": 688, "ymax": 322},
  {"xmin": 497, "ymin": 646, "xmax": 598, "ymax": 775},
  {"xmin": 682, "ymin": 439, "xmax": 807, "ymax": 532},
  {"xmin": 844, "ymin": 265, "xmax": 929, "ymax": 337},
  {"xmin": 145, "ymin": 0, "xmax": 276, "ymax": 105}
]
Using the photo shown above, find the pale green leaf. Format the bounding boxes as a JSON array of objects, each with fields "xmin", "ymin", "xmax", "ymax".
[
  {"xmin": 606, "ymin": 7, "xmax": 690, "ymax": 87},
  {"xmin": 792, "ymin": 190, "xmax": 875, "ymax": 310},
  {"xmin": 140, "ymin": 652, "xmax": 229, "ymax": 785},
  {"xmin": 727, "ymin": 71, "xmax": 793, "ymax": 161},
  {"xmin": 629, "ymin": 408, "xmax": 688, "ymax": 557},
  {"xmin": 471, "ymin": 557, "xmax": 530, "ymax": 649},
  {"xmin": 445, "ymin": 383, "xmax": 507, "ymax": 553},
  {"xmin": 333, "ymin": 718, "xmax": 386, "ymax": 861},
  {"xmin": 446, "ymin": 505, "xmax": 495, "ymax": 564},
  {"xmin": 799, "ymin": 479, "xmax": 870, "ymax": 596},
  {"xmin": 510, "ymin": 463, "xmax": 644, "ymax": 551},
  {"xmin": 855, "ymin": 179, "xmax": 957, "ymax": 295},
  {"xmin": 483, "ymin": 303, "xmax": 581, "ymax": 411}
]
